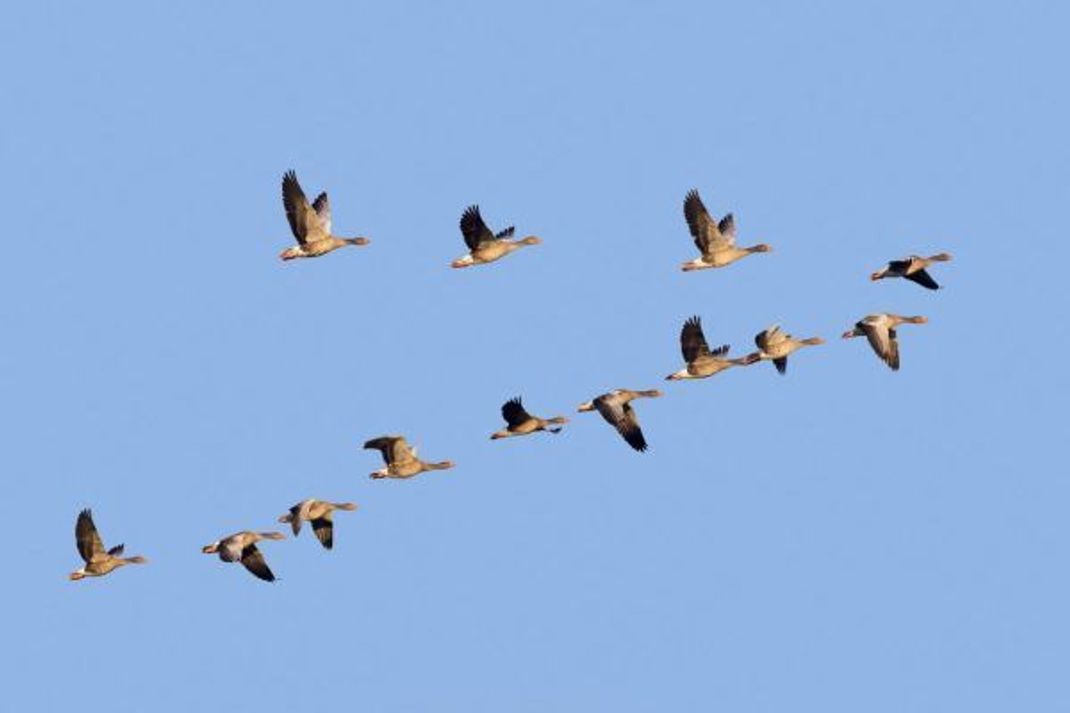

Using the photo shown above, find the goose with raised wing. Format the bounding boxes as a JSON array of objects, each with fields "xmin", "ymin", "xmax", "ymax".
[
  {"xmin": 202, "ymin": 531, "xmax": 285, "ymax": 582},
  {"xmin": 753, "ymin": 325, "xmax": 824, "ymax": 374},
  {"xmin": 279, "ymin": 499, "xmax": 358, "ymax": 550},
  {"xmin": 364, "ymin": 435, "xmax": 454, "ymax": 479},
  {"xmin": 842, "ymin": 314, "xmax": 927, "ymax": 370},
  {"xmin": 870, "ymin": 253, "xmax": 952, "ymax": 289},
  {"xmin": 577, "ymin": 389, "xmax": 662, "ymax": 452},
  {"xmin": 278, "ymin": 170, "xmax": 370, "ymax": 260},
  {"xmin": 681, "ymin": 189, "xmax": 771, "ymax": 271},
  {"xmin": 666, "ymin": 315, "xmax": 759, "ymax": 380},
  {"xmin": 451, "ymin": 205, "xmax": 540, "ymax": 268},
  {"xmin": 490, "ymin": 397, "xmax": 568, "ymax": 439},
  {"xmin": 69, "ymin": 509, "xmax": 147, "ymax": 581}
]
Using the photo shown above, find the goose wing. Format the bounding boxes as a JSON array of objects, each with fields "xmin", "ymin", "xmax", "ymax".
[
  {"xmin": 905, "ymin": 268, "xmax": 940, "ymax": 290},
  {"xmin": 755, "ymin": 325, "xmax": 787, "ymax": 352},
  {"xmin": 460, "ymin": 205, "xmax": 497, "ymax": 250},
  {"xmin": 684, "ymin": 190, "xmax": 730, "ymax": 253},
  {"xmin": 311, "ymin": 514, "xmax": 334, "ymax": 550},
  {"xmin": 860, "ymin": 318, "xmax": 899, "ymax": 370},
  {"xmin": 75, "ymin": 509, "xmax": 107, "ymax": 563},
  {"xmin": 240, "ymin": 544, "xmax": 276, "ymax": 582},
  {"xmin": 364, "ymin": 436, "xmax": 415, "ymax": 466},
  {"xmin": 282, "ymin": 171, "xmax": 329, "ymax": 245},
  {"xmin": 596, "ymin": 396, "xmax": 648, "ymax": 452},
  {"xmin": 311, "ymin": 192, "xmax": 332, "ymax": 235},
  {"xmin": 680, "ymin": 316, "xmax": 712, "ymax": 363},
  {"xmin": 501, "ymin": 397, "xmax": 533, "ymax": 428}
]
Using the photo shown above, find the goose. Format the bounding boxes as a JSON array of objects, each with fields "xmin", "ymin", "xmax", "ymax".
[
  {"xmin": 69, "ymin": 509, "xmax": 147, "ymax": 581},
  {"xmin": 202, "ymin": 531, "xmax": 285, "ymax": 582},
  {"xmin": 364, "ymin": 435, "xmax": 454, "ymax": 479},
  {"xmin": 870, "ymin": 253, "xmax": 952, "ymax": 290},
  {"xmin": 681, "ymin": 189, "xmax": 771, "ymax": 271},
  {"xmin": 278, "ymin": 170, "xmax": 370, "ymax": 260},
  {"xmin": 490, "ymin": 397, "xmax": 568, "ymax": 439},
  {"xmin": 842, "ymin": 314, "xmax": 927, "ymax": 370},
  {"xmin": 577, "ymin": 389, "xmax": 662, "ymax": 452},
  {"xmin": 666, "ymin": 315, "xmax": 759, "ymax": 380},
  {"xmin": 753, "ymin": 325, "xmax": 824, "ymax": 374},
  {"xmin": 451, "ymin": 205, "xmax": 541, "ymax": 268},
  {"xmin": 278, "ymin": 499, "xmax": 358, "ymax": 550}
]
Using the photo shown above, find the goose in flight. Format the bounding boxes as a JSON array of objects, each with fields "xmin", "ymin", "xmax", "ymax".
[
  {"xmin": 278, "ymin": 170, "xmax": 370, "ymax": 260},
  {"xmin": 842, "ymin": 314, "xmax": 927, "ymax": 370},
  {"xmin": 278, "ymin": 499, "xmax": 358, "ymax": 550},
  {"xmin": 364, "ymin": 435, "xmax": 455, "ymax": 479},
  {"xmin": 490, "ymin": 397, "xmax": 568, "ymax": 439},
  {"xmin": 451, "ymin": 205, "xmax": 541, "ymax": 268},
  {"xmin": 681, "ymin": 189, "xmax": 771, "ymax": 271},
  {"xmin": 577, "ymin": 389, "xmax": 662, "ymax": 452},
  {"xmin": 69, "ymin": 509, "xmax": 147, "ymax": 581},
  {"xmin": 870, "ymin": 253, "xmax": 952, "ymax": 289},
  {"xmin": 666, "ymin": 315, "xmax": 759, "ymax": 380},
  {"xmin": 202, "ymin": 531, "xmax": 286, "ymax": 582},
  {"xmin": 753, "ymin": 325, "xmax": 824, "ymax": 374}
]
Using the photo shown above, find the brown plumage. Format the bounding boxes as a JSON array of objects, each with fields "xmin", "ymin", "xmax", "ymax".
[
  {"xmin": 842, "ymin": 314, "xmax": 927, "ymax": 370},
  {"xmin": 278, "ymin": 170, "xmax": 370, "ymax": 260},
  {"xmin": 69, "ymin": 509, "xmax": 147, "ymax": 581},
  {"xmin": 681, "ymin": 189, "xmax": 771, "ymax": 271},
  {"xmin": 666, "ymin": 315, "xmax": 760, "ymax": 380},
  {"xmin": 202, "ymin": 531, "xmax": 286, "ymax": 582},
  {"xmin": 451, "ymin": 205, "xmax": 541, "ymax": 268},
  {"xmin": 490, "ymin": 397, "xmax": 568, "ymax": 439},
  {"xmin": 279, "ymin": 499, "xmax": 358, "ymax": 550},
  {"xmin": 577, "ymin": 389, "xmax": 663, "ymax": 452},
  {"xmin": 753, "ymin": 325, "xmax": 824, "ymax": 374},
  {"xmin": 870, "ymin": 253, "xmax": 952, "ymax": 289},
  {"xmin": 364, "ymin": 435, "xmax": 454, "ymax": 479}
]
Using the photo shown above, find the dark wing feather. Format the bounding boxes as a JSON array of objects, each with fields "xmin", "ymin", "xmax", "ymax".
[
  {"xmin": 75, "ymin": 509, "xmax": 106, "ymax": 563},
  {"xmin": 282, "ymin": 170, "xmax": 312, "ymax": 244},
  {"xmin": 364, "ymin": 436, "xmax": 402, "ymax": 464},
  {"xmin": 501, "ymin": 397, "xmax": 532, "ymax": 428},
  {"xmin": 861, "ymin": 322, "xmax": 896, "ymax": 369},
  {"xmin": 887, "ymin": 328, "xmax": 901, "ymax": 371},
  {"xmin": 773, "ymin": 357, "xmax": 788, "ymax": 374},
  {"xmin": 616, "ymin": 403, "xmax": 648, "ymax": 452},
  {"xmin": 717, "ymin": 213, "xmax": 737, "ymax": 242},
  {"xmin": 680, "ymin": 316, "xmax": 712, "ymax": 363},
  {"xmin": 887, "ymin": 259, "xmax": 911, "ymax": 275},
  {"xmin": 495, "ymin": 226, "xmax": 515, "ymax": 239},
  {"xmin": 107, "ymin": 544, "xmax": 125, "ymax": 557},
  {"xmin": 311, "ymin": 516, "xmax": 334, "ymax": 550},
  {"xmin": 683, "ymin": 189, "xmax": 718, "ymax": 253},
  {"xmin": 711, "ymin": 344, "xmax": 730, "ymax": 357},
  {"xmin": 240, "ymin": 545, "xmax": 276, "ymax": 582},
  {"xmin": 905, "ymin": 268, "xmax": 940, "ymax": 290},
  {"xmin": 460, "ymin": 205, "xmax": 496, "ymax": 250},
  {"xmin": 287, "ymin": 504, "xmax": 303, "ymax": 535},
  {"xmin": 311, "ymin": 192, "xmax": 331, "ymax": 233}
]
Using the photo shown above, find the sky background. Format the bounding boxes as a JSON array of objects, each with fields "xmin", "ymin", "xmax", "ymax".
[{"xmin": 2, "ymin": 1, "xmax": 1067, "ymax": 711}]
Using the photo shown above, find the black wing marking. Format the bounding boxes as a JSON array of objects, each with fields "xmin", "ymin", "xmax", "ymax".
[
  {"xmin": 616, "ymin": 403, "xmax": 648, "ymax": 452},
  {"xmin": 107, "ymin": 544, "xmax": 125, "ymax": 557},
  {"xmin": 311, "ymin": 516, "xmax": 334, "ymax": 550},
  {"xmin": 75, "ymin": 509, "xmax": 106, "ymax": 563},
  {"xmin": 680, "ymin": 316, "xmax": 711, "ymax": 363},
  {"xmin": 240, "ymin": 545, "xmax": 276, "ymax": 582},
  {"xmin": 282, "ymin": 170, "xmax": 311, "ymax": 244},
  {"xmin": 501, "ymin": 397, "xmax": 532, "ymax": 428},
  {"xmin": 905, "ymin": 268, "xmax": 940, "ymax": 290},
  {"xmin": 460, "ymin": 205, "xmax": 496, "ymax": 250},
  {"xmin": 773, "ymin": 357, "xmax": 788, "ymax": 374},
  {"xmin": 683, "ymin": 189, "xmax": 717, "ymax": 253}
]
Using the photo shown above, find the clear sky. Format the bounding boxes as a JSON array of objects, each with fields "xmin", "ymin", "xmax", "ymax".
[{"xmin": 2, "ymin": 1, "xmax": 1067, "ymax": 711}]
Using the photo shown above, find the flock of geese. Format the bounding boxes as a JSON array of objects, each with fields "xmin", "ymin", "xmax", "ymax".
[{"xmin": 68, "ymin": 171, "xmax": 954, "ymax": 583}]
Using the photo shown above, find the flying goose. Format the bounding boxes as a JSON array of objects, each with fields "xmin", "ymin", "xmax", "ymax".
[
  {"xmin": 842, "ymin": 314, "xmax": 927, "ymax": 370},
  {"xmin": 69, "ymin": 509, "xmax": 147, "ymax": 581},
  {"xmin": 577, "ymin": 389, "xmax": 662, "ymax": 452},
  {"xmin": 753, "ymin": 325, "xmax": 824, "ymax": 374},
  {"xmin": 278, "ymin": 170, "xmax": 370, "ymax": 260},
  {"xmin": 666, "ymin": 315, "xmax": 759, "ymax": 380},
  {"xmin": 870, "ymin": 253, "xmax": 952, "ymax": 289},
  {"xmin": 278, "ymin": 499, "xmax": 358, "ymax": 550},
  {"xmin": 364, "ymin": 435, "xmax": 454, "ymax": 479},
  {"xmin": 451, "ymin": 205, "xmax": 541, "ymax": 268},
  {"xmin": 681, "ymin": 189, "xmax": 771, "ymax": 271},
  {"xmin": 490, "ymin": 397, "xmax": 568, "ymax": 439},
  {"xmin": 202, "ymin": 531, "xmax": 286, "ymax": 582}
]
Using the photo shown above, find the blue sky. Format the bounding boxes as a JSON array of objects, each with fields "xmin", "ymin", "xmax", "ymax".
[{"xmin": 2, "ymin": 1, "xmax": 1067, "ymax": 711}]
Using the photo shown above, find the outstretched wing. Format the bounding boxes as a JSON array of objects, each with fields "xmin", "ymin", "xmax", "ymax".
[
  {"xmin": 755, "ymin": 325, "xmax": 786, "ymax": 351},
  {"xmin": 460, "ymin": 205, "xmax": 496, "ymax": 250},
  {"xmin": 75, "ymin": 509, "xmax": 106, "ymax": 563},
  {"xmin": 240, "ymin": 544, "xmax": 276, "ymax": 582},
  {"xmin": 680, "ymin": 316, "xmax": 711, "ymax": 363},
  {"xmin": 684, "ymin": 189, "xmax": 720, "ymax": 254},
  {"xmin": 615, "ymin": 403, "xmax": 648, "ymax": 452},
  {"xmin": 311, "ymin": 515, "xmax": 334, "ymax": 550},
  {"xmin": 905, "ymin": 268, "xmax": 940, "ymax": 290},
  {"xmin": 773, "ymin": 357, "xmax": 788, "ymax": 374},
  {"xmin": 364, "ymin": 436, "xmax": 415, "ymax": 466},
  {"xmin": 311, "ymin": 192, "xmax": 332, "ymax": 235},
  {"xmin": 282, "ymin": 171, "xmax": 329, "ymax": 244},
  {"xmin": 501, "ymin": 397, "xmax": 533, "ymax": 428},
  {"xmin": 717, "ymin": 213, "xmax": 737, "ymax": 244},
  {"xmin": 861, "ymin": 321, "xmax": 899, "ymax": 370}
]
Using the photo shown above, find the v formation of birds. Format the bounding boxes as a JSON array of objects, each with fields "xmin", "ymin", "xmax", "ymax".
[{"xmin": 69, "ymin": 172, "xmax": 953, "ymax": 583}]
